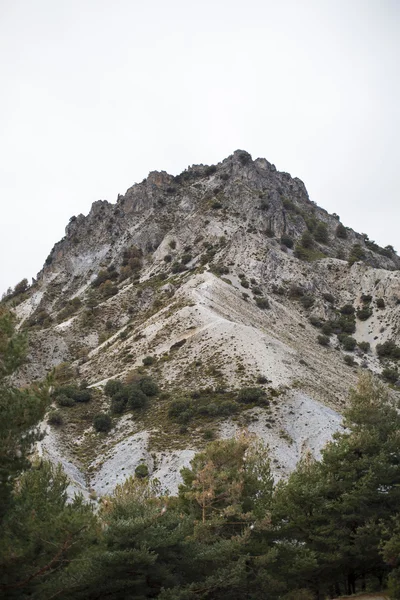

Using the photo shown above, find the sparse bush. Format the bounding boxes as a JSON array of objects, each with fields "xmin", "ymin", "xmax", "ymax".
[
  {"xmin": 170, "ymin": 339, "xmax": 186, "ymax": 351},
  {"xmin": 309, "ymin": 316, "xmax": 323, "ymax": 328},
  {"xmin": 135, "ymin": 463, "xmax": 149, "ymax": 478},
  {"xmin": 240, "ymin": 280, "xmax": 250, "ymax": 289},
  {"xmin": 110, "ymin": 395, "xmax": 127, "ymax": 414},
  {"xmin": 376, "ymin": 298, "xmax": 385, "ymax": 309},
  {"xmin": 358, "ymin": 341, "xmax": 370, "ymax": 353},
  {"xmin": 93, "ymin": 413, "xmax": 112, "ymax": 433},
  {"xmin": 280, "ymin": 234, "xmax": 294, "ymax": 249},
  {"xmin": 300, "ymin": 294, "xmax": 314, "ymax": 309},
  {"xmin": 344, "ymin": 355, "xmax": 355, "ymax": 366},
  {"xmin": 139, "ymin": 377, "xmax": 159, "ymax": 396},
  {"xmin": 256, "ymin": 297, "xmax": 270, "ymax": 309},
  {"xmin": 181, "ymin": 253, "xmax": 192, "ymax": 265},
  {"xmin": 127, "ymin": 387, "xmax": 148, "ymax": 409},
  {"xmin": 73, "ymin": 390, "xmax": 92, "ymax": 403},
  {"xmin": 237, "ymin": 387, "xmax": 267, "ymax": 404},
  {"xmin": 142, "ymin": 356, "xmax": 155, "ymax": 366},
  {"xmin": 321, "ymin": 321, "xmax": 334, "ymax": 336},
  {"xmin": 357, "ymin": 307, "xmax": 373, "ymax": 321},
  {"xmin": 361, "ymin": 293, "xmax": 372, "ymax": 304},
  {"xmin": 376, "ymin": 340, "xmax": 400, "ymax": 360},
  {"xmin": 104, "ymin": 379, "xmax": 124, "ymax": 398},
  {"xmin": 300, "ymin": 230, "xmax": 314, "ymax": 249},
  {"xmin": 339, "ymin": 335, "xmax": 357, "ymax": 351},
  {"xmin": 340, "ymin": 304, "xmax": 355, "ymax": 315},
  {"xmin": 56, "ymin": 394, "xmax": 75, "ymax": 407},
  {"xmin": 171, "ymin": 261, "xmax": 186, "ymax": 274},
  {"xmin": 164, "ymin": 254, "xmax": 172, "ymax": 263},
  {"xmin": 211, "ymin": 201, "xmax": 223, "ymax": 209},
  {"xmin": 47, "ymin": 411, "xmax": 64, "ymax": 426},
  {"xmin": 256, "ymin": 375, "xmax": 269, "ymax": 384},
  {"xmin": 169, "ymin": 240, "xmax": 177, "ymax": 249},
  {"xmin": 317, "ymin": 335, "xmax": 330, "ymax": 346},
  {"xmin": 348, "ymin": 244, "xmax": 365, "ymax": 265},
  {"xmin": 314, "ymin": 222, "xmax": 329, "ymax": 244},
  {"xmin": 336, "ymin": 315, "xmax": 356, "ymax": 334},
  {"xmin": 322, "ymin": 292, "xmax": 335, "ymax": 304},
  {"xmin": 205, "ymin": 165, "xmax": 217, "ymax": 176},
  {"xmin": 382, "ymin": 367, "xmax": 399, "ymax": 384},
  {"xmin": 336, "ymin": 222, "xmax": 347, "ymax": 239}
]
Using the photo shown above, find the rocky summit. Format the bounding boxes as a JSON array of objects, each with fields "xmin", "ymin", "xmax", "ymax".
[{"xmin": 7, "ymin": 149, "xmax": 400, "ymax": 499}]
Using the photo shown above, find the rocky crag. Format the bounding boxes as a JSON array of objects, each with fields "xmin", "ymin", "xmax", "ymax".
[{"xmin": 7, "ymin": 150, "xmax": 400, "ymax": 498}]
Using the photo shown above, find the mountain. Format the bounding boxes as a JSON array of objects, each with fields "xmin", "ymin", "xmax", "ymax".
[{"xmin": 6, "ymin": 149, "xmax": 400, "ymax": 498}]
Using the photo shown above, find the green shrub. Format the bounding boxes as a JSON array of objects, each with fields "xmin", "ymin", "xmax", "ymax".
[
  {"xmin": 376, "ymin": 340, "xmax": 400, "ymax": 360},
  {"xmin": 104, "ymin": 379, "xmax": 124, "ymax": 398},
  {"xmin": 300, "ymin": 294, "xmax": 314, "ymax": 309},
  {"xmin": 93, "ymin": 413, "xmax": 112, "ymax": 433},
  {"xmin": 110, "ymin": 395, "xmax": 127, "ymax": 414},
  {"xmin": 322, "ymin": 292, "xmax": 335, "ymax": 304},
  {"xmin": 181, "ymin": 253, "xmax": 192, "ymax": 265},
  {"xmin": 256, "ymin": 375, "xmax": 269, "ymax": 384},
  {"xmin": 171, "ymin": 262, "xmax": 186, "ymax": 274},
  {"xmin": 376, "ymin": 298, "xmax": 385, "ymax": 309},
  {"xmin": 314, "ymin": 222, "xmax": 329, "ymax": 244},
  {"xmin": 361, "ymin": 293, "xmax": 372, "ymax": 304},
  {"xmin": 300, "ymin": 230, "xmax": 314, "ymax": 249},
  {"xmin": 336, "ymin": 315, "xmax": 356, "ymax": 334},
  {"xmin": 139, "ymin": 377, "xmax": 159, "ymax": 396},
  {"xmin": 252, "ymin": 286, "xmax": 262, "ymax": 295},
  {"xmin": 256, "ymin": 297, "xmax": 270, "ymax": 309},
  {"xmin": 205, "ymin": 165, "xmax": 217, "ymax": 176},
  {"xmin": 240, "ymin": 280, "xmax": 250, "ymax": 289},
  {"xmin": 309, "ymin": 316, "xmax": 323, "ymax": 328},
  {"xmin": 338, "ymin": 335, "xmax": 357, "ymax": 351},
  {"xmin": 344, "ymin": 355, "xmax": 355, "ymax": 366},
  {"xmin": 335, "ymin": 222, "xmax": 347, "ymax": 239},
  {"xmin": 321, "ymin": 321, "xmax": 334, "ymax": 336},
  {"xmin": 135, "ymin": 464, "xmax": 149, "ymax": 478},
  {"xmin": 127, "ymin": 387, "xmax": 148, "ymax": 409},
  {"xmin": 47, "ymin": 411, "xmax": 64, "ymax": 426},
  {"xmin": 142, "ymin": 356, "xmax": 155, "ymax": 366},
  {"xmin": 348, "ymin": 244, "xmax": 365, "ymax": 266},
  {"xmin": 168, "ymin": 399, "xmax": 194, "ymax": 423},
  {"xmin": 317, "ymin": 335, "xmax": 330, "ymax": 346},
  {"xmin": 357, "ymin": 307, "xmax": 373, "ymax": 321},
  {"xmin": 164, "ymin": 254, "xmax": 172, "ymax": 263},
  {"xmin": 73, "ymin": 390, "xmax": 92, "ymax": 403},
  {"xmin": 211, "ymin": 201, "xmax": 223, "ymax": 209},
  {"xmin": 237, "ymin": 387, "xmax": 267, "ymax": 404},
  {"xmin": 358, "ymin": 341, "xmax": 370, "ymax": 353},
  {"xmin": 340, "ymin": 304, "xmax": 355, "ymax": 315},
  {"xmin": 280, "ymin": 234, "xmax": 294, "ymax": 249},
  {"xmin": 382, "ymin": 367, "xmax": 399, "ymax": 384},
  {"xmin": 170, "ymin": 339, "xmax": 187, "ymax": 351},
  {"xmin": 57, "ymin": 394, "xmax": 75, "ymax": 407}
]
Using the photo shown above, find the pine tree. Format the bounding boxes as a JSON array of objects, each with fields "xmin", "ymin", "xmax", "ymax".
[
  {"xmin": 0, "ymin": 307, "xmax": 48, "ymax": 520},
  {"xmin": 0, "ymin": 462, "xmax": 96, "ymax": 598},
  {"xmin": 272, "ymin": 374, "xmax": 400, "ymax": 597}
]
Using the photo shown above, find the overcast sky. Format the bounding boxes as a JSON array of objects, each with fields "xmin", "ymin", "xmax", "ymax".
[{"xmin": 0, "ymin": 0, "xmax": 399, "ymax": 294}]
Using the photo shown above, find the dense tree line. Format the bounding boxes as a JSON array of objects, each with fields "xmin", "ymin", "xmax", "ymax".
[{"xmin": 1, "ymin": 307, "xmax": 400, "ymax": 599}]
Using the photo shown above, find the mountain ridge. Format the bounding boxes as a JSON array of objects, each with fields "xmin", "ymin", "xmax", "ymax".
[{"xmin": 5, "ymin": 149, "xmax": 400, "ymax": 497}]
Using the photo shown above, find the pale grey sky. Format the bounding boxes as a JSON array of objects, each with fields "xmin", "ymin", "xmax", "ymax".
[{"xmin": 1, "ymin": 0, "xmax": 399, "ymax": 294}]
